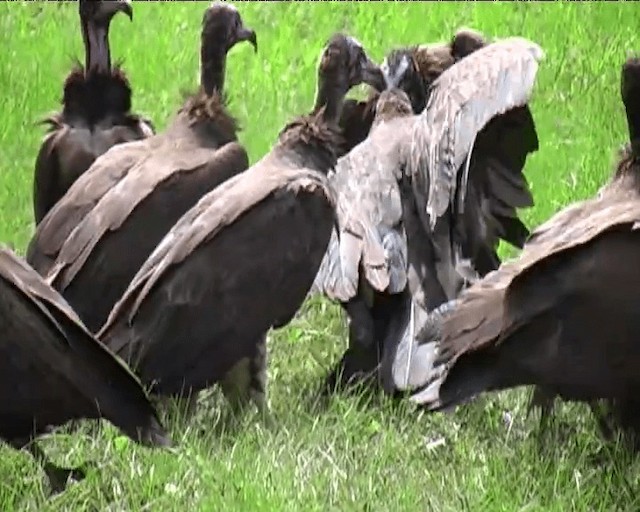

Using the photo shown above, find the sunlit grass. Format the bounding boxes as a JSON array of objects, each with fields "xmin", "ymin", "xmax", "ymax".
[{"xmin": 1, "ymin": 2, "xmax": 640, "ymax": 510}]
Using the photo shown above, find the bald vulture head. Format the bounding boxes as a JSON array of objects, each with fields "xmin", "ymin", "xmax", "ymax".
[
  {"xmin": 318, "ymin": 33, "xmax": 387, "ymax": 97},
  {"xmin": 79, "ymin": 0, "xmax": 132, "ymax": 75},
  {"xmin": 202, "ymin": 2, "xmax": 257, "ymax": 53}
]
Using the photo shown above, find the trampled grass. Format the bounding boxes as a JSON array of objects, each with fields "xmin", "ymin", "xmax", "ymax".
[{"xmin": 1, "ymin": 1, "xmax": 640, "ymax": 510}]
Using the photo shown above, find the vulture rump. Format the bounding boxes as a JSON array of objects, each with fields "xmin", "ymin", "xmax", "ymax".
[
  {"xmin": 314, "ymin": 36, "xmax": 542, "ymax": 395},
  {"xmin": 26, "ymin": 2, "xmax": 257, "ymax": 334},
  {"xmin": 403, "ymin": 56, "xmax": 640, "ymax": 442},
  {"xmin": 0, "ymin": 246, "xmax": 169, "ymax": 493},
  {"xmin": 97, "ymin": 34, "xmax": 386, "ymax": 416},
  {"xmin": 33, "ymin": 0, "xmax": 153, "ymax": 225}
]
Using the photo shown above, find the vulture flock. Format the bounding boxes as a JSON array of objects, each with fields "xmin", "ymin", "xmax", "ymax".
[{"xmin": 4, "ymin": 0, "xmax": 640, "ymax": 494}]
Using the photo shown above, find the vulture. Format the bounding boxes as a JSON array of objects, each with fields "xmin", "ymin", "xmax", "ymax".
[
  {"xmin": 401, "ymin": 57, "xmax": 640, "ymax": 442},
  {"xmin": 26, "ymin": 2, "xmax": 257, "ymax": 334},
  {"xmin": 33, "ymin": 0, "xmax": 154, "ymax": 226},
  {"xmin": 0, "ymin": 246, "xmax": 169, "ymax": 493},
  {"xmin": 314, "ymin": 37, "xmax": 541, "ymax": 395},
  {"xmin": 96, "ymin": 34, "xmax": 386, "ymax": 417},
  {"xmin": 336, "ymin": 28, "xmax": 491, "ymax": 157}
]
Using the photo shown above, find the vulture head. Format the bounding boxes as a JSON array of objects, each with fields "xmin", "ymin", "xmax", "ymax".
[
  {"xmin": 79, "ymin": 0, "xmax": 132, "ymax": 75},
  {"xmin": 314, "ymin": 33, "xmax": 386, "ymax": 124},
  {"xmin": 200, "ymin": 2, "xmax": 257, "ymax": 96},
  {"xmin": 381, "ymin": 49, "xmax": 426, "ymax": 114},
  {"xmin": 450, "ymin": 28, "xmax": 487, "ymax": 61},
  {"xmin": 382, "ymin": 28, "xmax": 488, "ymax": 114}
]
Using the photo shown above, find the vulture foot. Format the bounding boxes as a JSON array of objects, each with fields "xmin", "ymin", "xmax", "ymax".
[{"xmin": 220, "ymin": 336, "xmax": 270, "ymax": 423}]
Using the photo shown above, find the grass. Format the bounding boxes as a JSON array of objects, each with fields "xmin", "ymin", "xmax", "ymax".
[{"xmin": 0, "ymin": 1, "xmax": 639, "ymax": 510}]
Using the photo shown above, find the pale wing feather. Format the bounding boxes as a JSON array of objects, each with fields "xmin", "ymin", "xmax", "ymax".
[
  {"xmin": 409, "ymin": 37, "xmax": 544, "ymax": 230},
  {"xmin": 313, "ymin": 120, "xmax": 409, "ymax": 302}
]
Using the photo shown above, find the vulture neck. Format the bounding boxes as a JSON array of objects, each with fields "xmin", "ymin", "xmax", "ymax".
[
  {"xmin": 201, "ymin": 41, "xmax": 227, "ymax": 97},
  {"xmin": 625, "ymin": 105, "xmax": 640, "ymax": 155},
  {"xmin": 314, "ymin": 80, "xmax": 346, "ymax": 126},
  {"xmin": 81, "ymin": 19, "xmax": 112, "ymax": 75}
]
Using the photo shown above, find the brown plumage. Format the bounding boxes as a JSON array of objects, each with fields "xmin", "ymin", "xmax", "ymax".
[
  {"xmin": 313, "ymin": 37, "xmax": 542, "ymax": 396},
  {"xmin": 97, "ymin": 33, "xmax": 384, "ymax": 418},
  {"xmin": 33, "ymin": 0, "xmax": 154, "ymax": 226},
  {"xmin": 406, "ymin": 57, "xmax": 640, "ymax": 443},
  {"xmin": 26, "ymin": 2, "xmax": 257, "ymax": 334},
  {"xmin": 0, "ymin": 245, "xmax": 169, "ymax": 494}
]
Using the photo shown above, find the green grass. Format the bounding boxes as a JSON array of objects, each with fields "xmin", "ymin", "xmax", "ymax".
[{"xmin": 1, "ymin": 1, "xmax": 640, "ymax": 510}]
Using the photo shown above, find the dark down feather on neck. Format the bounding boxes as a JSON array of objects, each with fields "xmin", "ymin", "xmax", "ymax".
[
  {"xmin": 59, "ymin": 62, "xmax": 133, "ymax": 125},
  {"xmin": 178, "ymin": 88, "xmax": 240, "ymax": 145},
  {"xmin": 277, "ymin": 108, "xmax": 345, "ymax": 175}
]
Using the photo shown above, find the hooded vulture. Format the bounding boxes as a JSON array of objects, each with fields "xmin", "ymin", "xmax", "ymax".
[
  {"xmin": 313, "ymin": 37, "xmax": 541, "ymax": 395},
  {"xmin": 0, "ymin": 246, "xmax": 169, "ymax": 494},
  {"xmin": 26, "ymin": 2, "xmax": 257, "ymax": 334},
  {"xmin": 401, "ymin": 57, "xmax": 640, "ymax": 443},
  {"xmin": 96, "ymin": 33, "xmax": 386, "ymax": 417},
  {"xmin": 33, "ymin": 0, "xmax": 154, "ymax": 226}
]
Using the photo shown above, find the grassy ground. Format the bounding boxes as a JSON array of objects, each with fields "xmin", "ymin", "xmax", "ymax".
[{"xmin": 1, "ymin": 2, "xmax": 640, "ymax": 510}]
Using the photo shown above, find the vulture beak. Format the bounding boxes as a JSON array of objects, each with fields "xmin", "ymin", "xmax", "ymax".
[
  {"xmin": 95, "ymin": 0, "xmax": 133, "ymax": 22},
  {"xmin": 236, "ymin": 26, "xmax": 258, "ymax": 53},
  {"xmin": 362, "ymin": 57, "xmax": 387, "ymax": 92}
]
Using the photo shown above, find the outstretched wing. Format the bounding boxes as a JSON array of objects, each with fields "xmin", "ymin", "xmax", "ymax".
[{"xmin": 409, "ymin": 37, "xmax": 544, "ymax": 233}]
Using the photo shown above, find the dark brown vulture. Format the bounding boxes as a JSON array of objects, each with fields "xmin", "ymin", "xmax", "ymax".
[
  {"xmin": 401, "ymin": 57, "xmax": 640, "ymax": 443},
  {"xmin": 336, "ymin": 28, "xmax": 491, "ymax": 157},
  {"xmin": 26, "ymin": 2, "xmax": 257, "ymax": 334},
  {"xmin": 96, "ymin": 33, "xmax": 386, "ymax": 418},
  {"xmin": 0, "ymin": 246, "xmax": 169, "ymax": 493},
  {"xmin": 33, "ymin": 0, "xmax": 154, "ymax": 226},
  {"xmin": 313, "ymin": 37, "xmax": 541, "ymax": 395}
]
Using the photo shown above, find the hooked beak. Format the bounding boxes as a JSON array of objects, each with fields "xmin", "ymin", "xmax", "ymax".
[
  {"xmin": 100, "ymin": 0, "xmax": 133, "ymax": 22},
  {"xmin": 362, "ymin": 57, "xmax": 388, "ymax": 92},
  {"xmin": 236, "ymin": 27, "xmax": 258, "ymax": 53}
]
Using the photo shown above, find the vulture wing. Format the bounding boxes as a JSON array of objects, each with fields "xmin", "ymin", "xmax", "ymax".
[
  {"xmin": 313, "ymin": 118, "xmax": 409, "ymax": 303},
  {"xmin": 409, "ymin": 37, "xmax": 543, "ymax": 236},
  {"xmin": 27, "ymin": 136, "xmax": 150, "ymax": 273},
  {"xmin": 405, "ymin": 172, "xmax": 640, "ymax": 407},
  {"xmin": 98, "ymin": 157, "xmax": 335, "ymax": 394},
  {"xmin": 27, "ymin": 117, "xmax": 249, "ymax": 333},
  {"xmin": 0, "ymin": 246, "xmax": 168, "ymax": 446}
]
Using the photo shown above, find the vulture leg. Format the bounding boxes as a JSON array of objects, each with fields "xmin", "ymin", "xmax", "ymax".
[
  {"xmin": 589, "ymin": 399, "xmax": 615, "ymax": 441},
  {"xmin": 322, "ymin": 297, "xmax": 377, "ymax": 394},
  {"xmin": 219, "ymin": 334, "xmax": 271, "ymax": 424},
  {"xmin": 22, "ymin": 440, "xmax": 87, "ymax": 494},
  {"xmin": 526, "ymin": 385, "xmax": 556, "ymax": 431}
]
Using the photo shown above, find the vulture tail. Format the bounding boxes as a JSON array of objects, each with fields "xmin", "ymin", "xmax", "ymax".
[{"xmin": 622, "ymin": 56, "xmax": 640, "ymax": 153}]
